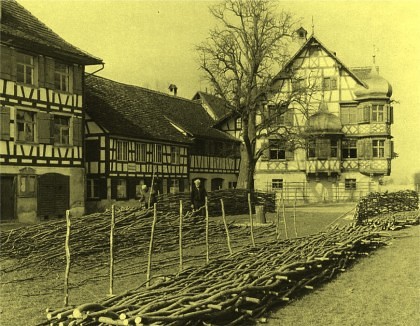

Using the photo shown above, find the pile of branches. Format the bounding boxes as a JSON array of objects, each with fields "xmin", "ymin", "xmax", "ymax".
[
  {"xmin": 156, "ymin": 189, "xmax": 276, "ymax": 216},
  {"xmin": 0, "ymin": 206, "xmax": 272, "ymax": 274},
  {"xmin": 44, "ymin": 224, "xmax": 390, "ymax": 326},
  {"xmin": 354, "ymin": 190, "xmax": 419, "ymax": 224},
  {"xmin": 361, "ymin": 210, "xmax": 419, "ymax": 230}
]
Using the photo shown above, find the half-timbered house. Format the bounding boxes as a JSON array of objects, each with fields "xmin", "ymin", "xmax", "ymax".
[
  {"xmin": 254, "ymin": 32, "xmax": 394, "ymax": 202},
  {"xmin": 0, "ymin": 0, "xmax": 102, "ymax": 222},
  {"xmin": 84, "ymin": 75, "xmax": 240, "ymax": 211}
]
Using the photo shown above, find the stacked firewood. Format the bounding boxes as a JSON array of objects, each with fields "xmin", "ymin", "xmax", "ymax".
[
  {"xmin": 354, "ymin": 190, "xmax": 419, "ymax": 224},
  {"xmin": 156, "ymin": 189, "xmax": 276, "ymax": 215},
  {"xmin": 362, "ymin": 210, "xmax": 419, "ymax": 230},
  {"xmin": 44, "ymin": 224, "xmax": 391, "ymax": 326}
]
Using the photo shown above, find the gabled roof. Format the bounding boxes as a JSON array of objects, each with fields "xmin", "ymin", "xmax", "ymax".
[
  {"xmin": 192, "ymin": 92, "xmax": 235, "ymax": 121},
  {"xmin": 85, "ymin": 75, "xmax": 239, "ymax": 144},
  {"xmin": 273, "ymin": 35, "xmax": 366, "ymax": 87},
  {"xmin": 1, "ymin": 0, "xmax": 102, "ymax": 65}
]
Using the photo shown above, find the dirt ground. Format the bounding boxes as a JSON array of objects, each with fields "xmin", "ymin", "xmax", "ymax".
[{"xmin": 0, "ymin": 203, "xmax": 367, "ymax": 325}]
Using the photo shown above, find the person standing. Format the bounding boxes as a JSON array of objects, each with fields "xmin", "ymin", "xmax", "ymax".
[
  {"xmin": 190, "ymin": 179, "xmax": 207, "ymax": 216},
  {"xmin": 139, "ymin": 184, "xmax": 157, "ymax": 209}
]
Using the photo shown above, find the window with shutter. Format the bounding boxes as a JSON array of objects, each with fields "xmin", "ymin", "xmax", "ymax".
[
  {"xmin": 72, "ymin": 117, "xmax": 83, "ymax": 146},
  {"xmin": 0, "ymin": 45, "xmax": 14, "ymax": 80},
  {"xmin": 45, "ymin": 57, "xmax": 55, "ymax": 89},
  {"xmin": 317, "ymin": 139, "xmax": 330, "ymax": 159},
  {"xmin": 0, "ymin": 106, "xmax": 11, "ymax": 140},
  {"xmin": 17, "ymin": 110, "xmax": 37, "ymax": 143},
  {"xmin": 384, "ymin": 139, "xmax": 391, "ymax": 158},
  {"xmin": 73, "ymin": 65, "xmax": 83, "ymax": 94},
  {"xmin": 53, "ymin": 115, "xmax": 70, "ymax": 145},
  {"xmin": 358, "ymin": 105, "xmax": 370, "ymax": 123},
  {"xmin": 357, "ymin": 139, "xmax": 365, "ymax": 159}
]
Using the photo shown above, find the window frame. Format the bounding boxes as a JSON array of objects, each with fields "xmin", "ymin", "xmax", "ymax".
[
  {"xmin": 322, "ymin": 76, "xmax": 338, "ymax": 91},
  {"xmin": 170, "ymin": 146, "xmax": 180, "ymax": 164},
  {"xmin": 344, "ymin": 179, "xmax": 357, "ymax": 190},
  {"xmin": 154, "ymin": 144, "xmax": 163, "ymax": 163},
  {"xmin": 116, "ymin": 178, "xmax": 127, "ymax": 199},
  {"xmin": 272, "ymin": 179, "xmax": 284, "ymax": 190},
  {"xmin": 53, "ymin": 114, "xmax": 71, "ymax": 146},
  {"xmin": 135, "ymin": 143, "xmax": 147, "ymax": 162},
  {"xmin": 16, "ymin": 109, "xmax": 36, "ymax": 143},
  {"xmin": 340, "ymin": 106, "xmax": 358, "ymax": 124},
  {"xmin": 116, "ymin": 140, "xmax": 129, "ymax": 161},
  {"xmin": 235, "ymin": 117, "xmax": 242, "ymax": 130},
  {"xmin": 16, "ymin": 52, "xmax": 34, "ymax": 85},
  {"xmin": 342, "ymin": 139, "xmax": 358, "ymax": 159},
  {"xmin": 371, "ymin": 104, "xmax": 385, "ymax": 122},
  {"xmin": 372, "ymin": 139, "xmax": 385, "ymax": 158},
  {"xmin": 268, "ymin": 140, "xmax": 286, "ymax": 160},
  {"xmin": 87, "ymin": 178, "xmax": 100, "ymax": 199},
  {"xmin": 54, "ymin": 61, "xmax": 70, "ymax": 92}
]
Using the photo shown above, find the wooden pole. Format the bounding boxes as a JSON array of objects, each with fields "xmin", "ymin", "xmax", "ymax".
[
  {"xmin": 220, "ymin": 199, "xmax": 232, "ymax": 255},
  {"xmin": 148, "ymin": 169, "xmax": 156, "ymax": 208},
  {"xmin": 146, "ymin": 203, "xmax": 158, "ymax": 287},
  {"xmin": 248, "ymin": 192, "xmax": 255, "ymax": 247},
  {"xmin": 205, "ymin": 196, "xmax": 210, "ymax": 264},
  {"xmin": 109, "ymin": 205, "xmax": 115, "ymax": 296},
  {"xmin": 179, "ymin": 200, "xmax": 183, "ymax": 272},
  {"xmin": 64, "ymin": 210, "xmax": 71, "ymax": 306},
  {"xmin": 282, "ymin": 190, "xmax": 288, "ymax": 239},
  {"xmin": 293, "ymin": 189, "xmax": 298, "ymax": 238},
  {"xmin": 276, "ymin": 195, "xmax": 281, "ymax": 240}
]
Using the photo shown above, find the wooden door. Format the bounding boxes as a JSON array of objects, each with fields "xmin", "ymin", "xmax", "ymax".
[
  {"xmin": 38, "ymin": 173, "xmax": 69, "ymax": 219},
  {"xmin": 0, "ymin": 176, "xmax": 15, "ymax": 220}
]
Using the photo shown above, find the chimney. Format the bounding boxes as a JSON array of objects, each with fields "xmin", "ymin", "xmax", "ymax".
[{"xmin": 168, "ymin": 84, "xmax": 178, "ymax": 96}]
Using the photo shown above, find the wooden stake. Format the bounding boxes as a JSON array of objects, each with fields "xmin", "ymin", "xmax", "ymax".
[
  {"xmin": 179, "ymin": 200, "xmax": 183, "ymax": 272},
  {"xmin": 146, "ymin": 203, "xmax": 158, "ymax": 287},
  {"xmin": 282, "ymin": 190, "xmax": 288, "ymax": 239},
  {"xmin": 64, "ymin": 210, "xmax": 71, "ymax": 306},
  {"xmin": 276, "ymin": 195, "xmax": 281, "ymax": 240},
  {"xmin": 205, "ymin": 196, "xmax": 210, "ymax": 264},
  {"xmin": 109, "ymin": 205, "xmax": 115, "ymax": 296},
  {"xmin": 293, "ymin": 189, "xmax": 298, "ymax": 238},
  {"xmin": 220, "ymin": 198, "xmax": 232, "ymax": 255},
  {"xmin": 248, "ymin": 192, "xmax": 255, "ymax": 247}
]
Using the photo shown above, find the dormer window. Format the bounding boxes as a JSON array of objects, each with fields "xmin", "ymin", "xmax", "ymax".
[
  {"xmin": 16, "ymin": 52, "xmax": 34, "ymax": 85},
  {"xmin": 55, "ymin": 62, "xmax": 69, "ymax": 92}
]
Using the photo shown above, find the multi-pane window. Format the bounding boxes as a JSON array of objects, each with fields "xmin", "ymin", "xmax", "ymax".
[
  {"xmin": 342, "ymin": 139, "xmax": 358, "ymax": 158},
  {"xmin": 117, "ymin": 179, "xmax": 127, "ymax": 199},
  {"xmin": 291, "ymin": 78, "xmax": 305, "ymax": 91},
  {"xmin": 371, "ymin": 105, "xmax": 385, "ymax": 122},
  {"xmin": 87, "ymin": 179, "xmax": 100, "ymax": 199},
  {"xmin": 267, "ymin": 105, "xmax": 293, "ymax": 126},
  {"xmin": 54, "ymin": 62, "xmax": 69, "ymax": 92},
  {"xmin": 330, "ymin": 139, "xmax": 339, "ymax": 158},
  {"xmin": 18, "ymin": 175, "xmax": 36, "ymax": 197},
  {"xmin": 269, "ymin": 140, "xmax": 286, "ymax": 160},
  {"xmin": 372, "ymin": 139, "xmax": 385, "ymax": 158},
  {"xmin": 170, "ymin": 146, "xmax": 180, "ymax": 164},
  {"xmin": 340, "ymin": 106, "xmax": 357, "ymax": 124},
  {"xmin": 235, "ymin": 118, "xmax": 242, "ymax": 130},
  {"xmin": 116, "ymin": 140, "xmax": 128, "ymax": 161},
  {"xmin": 322, "ymin": 77, "xmax": 337, "ymax": 90},
  {"xmin": 272, "ymin": 179, "xmax": 283, "ymax": 190},
  {"xmin": 345, "ymin": 179, "xmax": 357, "ymax": 190},
  {"xmin": 16, "ymin": 52, "xmax": 34, "ymax": 85},
  {"xmin": 154, "ymin": 144, "xmax": 162, "ymax": 163},
  {"xmin": 53, "ymin": 115, "xmax": 70, "ymax": 145},
  {"xmin": 16, "ymin": 110, "xmax": 35, "ymax": 142},
  {"xmin": 308, "ymin": 140, "xmax": 316, "ymax": 158},
  {"xmin": 135, "ymin": 143, "xmax": 147, "ymax": 162},
  {"xmin": 317, "ymin": 139, "xmax": 330, "ymax": 159}
]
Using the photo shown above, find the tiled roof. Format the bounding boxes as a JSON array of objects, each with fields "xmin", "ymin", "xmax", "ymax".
[
  {"xmin": 1, "ymin": 0, "xmax": 102, "ymax": 65},
  {"xmin": 193, "ymin": 92, "xmax": 235, "ymax": 121},
  {"xmin": 85, "ymin": 75, "xmax": 239, "ymax": 144}
]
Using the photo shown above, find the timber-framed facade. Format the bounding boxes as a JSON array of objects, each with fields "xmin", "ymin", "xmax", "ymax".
[{"xmin": 0, "ymin": 0, "xmax": 102, "ymax": 222}]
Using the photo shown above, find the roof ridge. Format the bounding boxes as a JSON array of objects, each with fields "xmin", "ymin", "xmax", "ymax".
[{"xmin": 87, "ymin": 74, "xmax": 201, "ymax": 105}]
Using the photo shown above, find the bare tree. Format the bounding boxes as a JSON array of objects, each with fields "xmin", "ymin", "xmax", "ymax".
[{"xmin": 197, "ymin": 0, "xmax": 318, "ymax": 190}]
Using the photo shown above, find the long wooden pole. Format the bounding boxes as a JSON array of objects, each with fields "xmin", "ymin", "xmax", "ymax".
[
  {"xmin": 64, "ymin": 210, "xmax": 71, "ymax": 306},
  {"xmin": 248, "ymin": 192, "xmax": 255, "ymax": 247},
  {"xmin": 179, "ymin": 200, "xmax": 183, "ymax": 273},
  {"xmin": 205, "ymin": 196, "xmax": 209, "ymax": 264},
  {"xmin": 146, "ymin": 203, "xmax": 158, "ymax": 287},
  {"xmin": 282, "ymin": 190, "xmax": 288, "ymax": 239},
  {"xmin": 276, "ymin": 195, "xmax": 281, "ymax": 240},
  {"xmin": 148, "ymin": 169, "xmax": 156, "ymax": 208},
  {"xmin": 293, "ymin": 189, "xmax": 298, "ymax": 238},
  {"xmin": 220, "ymin": 198, "xmax": 232, "ymax": 255},
  {"xmin": 109, "ymin": 205, "xmax": 115, "ymax": 296}
]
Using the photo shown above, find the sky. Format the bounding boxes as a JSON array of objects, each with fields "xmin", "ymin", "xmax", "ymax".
[{"xmin": 17, "ymin": 0, "xmax": 420, "ymax": 184}]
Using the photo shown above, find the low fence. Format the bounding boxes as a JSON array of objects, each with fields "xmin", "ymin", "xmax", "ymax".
[
  {"xmin": 155, "ymin": 189, "xmax": 276, "ymax": 215},
  {"xmin": 354, "ymin": 190, "xmax": 419, "ymax": 224}
]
